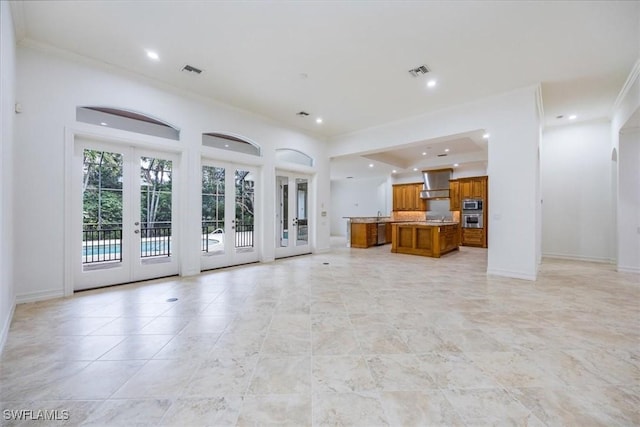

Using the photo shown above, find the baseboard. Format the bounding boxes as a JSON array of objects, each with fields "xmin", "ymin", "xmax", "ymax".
[
  {"xmin": 0, "ymin": 296, "xmax": 16, "ymax": 355},
  {"xmin": 16, "ymin": 289, "xmax": 64, "ymax": 304},
  {"xmin": 617, "ymin": 265, "xmax": 640, "ymax": 274},
  {"xmin": 486, "ymin": 268, "xmax": 537, "ymax": 281},
  {"xmin": 543, "ymin": 252, "xmax": 614, "ymax": 264}
]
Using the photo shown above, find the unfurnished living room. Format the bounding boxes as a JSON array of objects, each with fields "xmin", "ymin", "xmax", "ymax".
[{"xmin": 1, "ymin": 1, "xmax": 639, "ymax": 426}]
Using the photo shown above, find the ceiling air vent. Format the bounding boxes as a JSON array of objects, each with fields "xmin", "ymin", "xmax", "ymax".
[
  {"xmin": 408, "ymin": 65, "xmax": 430, "ymax": 77},
  {"xmin": 181, "ymin": 64, "xmax": 203, "ymax": 74},
  {"xmin": 437, "ymin": 153, "xmax": 447, "ymax": 157},
  {"xmin": 296, "ymin": 111, "xmax": 310, "ymax": 117}
]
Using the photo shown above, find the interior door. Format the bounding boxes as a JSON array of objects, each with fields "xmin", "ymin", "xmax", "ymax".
[
  {"xmin": 74, "ymin": 138, "xmax": 179, "ymax": 290},
  {"xmin": 201, "ymin": 161, "xmax": 259, "ymax": 270},
  {"xmin": 275, "ymin": 172, "xmax": 311, "ymax": 258}
]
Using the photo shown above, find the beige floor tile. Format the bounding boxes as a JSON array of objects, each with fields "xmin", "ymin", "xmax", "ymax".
[
  {"xmin": 366, "ymin": 354, "xmax": 436, "ymax": 391},
  {"xmin": 159, "ymin": 396, "xmax": 242, "ymax": 426},
  {"xmin": 379, "ymin": 390, "xmax": 465, "ymax": 426},
  {"xmin": 237, "ymin": 394, "xmax": 311, "ymax": 426},
  {"xmin": 98, "ymin": 335, "xmax": 174, "ymax": 360},
  {"xmin": 112, "ymin": 359, "xmax": 200, "ymax": 398},
  {"xmin": 2, "ymin": 243, "xmax": 638, "ymax": 425},
  {"xmin": 182, "ymin": 355, "xmax": 258, "ymax": 397},
  {"xmin": 82, "ymin": 398, "xmax": 172, "ymax": 426},
  {"xmin": 312, "ymin": 392, "xmax": 388, "ymax": 426},
  {"xmin": 247, "ymin": 355, "xmax": 311, "ymax": 394},
  {"xmin": 312, "ymin": 355, "xmax": 376, "ymax": 393},
  {"xmin": 442, "ymin": 388, "xmax": 544, "ymax": 426}
]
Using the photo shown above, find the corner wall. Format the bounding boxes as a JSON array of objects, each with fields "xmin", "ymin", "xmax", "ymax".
[
  {"xmin": 0, "ymin": 1, "xmax": 16, "ymax": 352},
  {"xmin": 541, "ymin": 120, "xmax": 614, "ymax": 262},
  {"xmin": 612, "ymin": 60, "xmax": 640, "ymax": 274}
]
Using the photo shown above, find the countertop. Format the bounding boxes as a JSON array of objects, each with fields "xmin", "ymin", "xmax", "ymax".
[
  {"xmin": 394, "ymin": 221, "xmax": 459, "ymax": 226},
  {"xmin": 344, "ymin": 217, "xmax": 458, "ymax": 226}
]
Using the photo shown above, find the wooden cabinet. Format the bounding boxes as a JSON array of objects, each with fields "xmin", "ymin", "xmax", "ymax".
[
  {"xmin": 459, "ymin": 176, "xmax": 487, "ymax": 200},
  {"xmin": 392, "ymin": 183, "xmax": 426, "ymax": 211},
  {"xmin": 391, "ymin": 223, "xmax": 459, "ymax": 258},
  {"xmin": 366, "ymin": 223, "xmax": 378, "ymax": 247},
  {"xmin": 350, "ymin": 222, "xmax": 390, "ymax": 248},
  {"xmin": 451, "ymin": 175, "xmax": 489, "ymax": 248},
  {"xmin": 461, "ymin": 228, "xmax": 483, "ymax": 247},
  {"xmin": 449, "ymin": 180, "xmax": 460, "ymax": 211}
]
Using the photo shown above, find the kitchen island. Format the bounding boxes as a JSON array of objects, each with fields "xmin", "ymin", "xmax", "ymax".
[
  {"xmin": 344, "ymin": 216, "xmax": 392, "ymax": 248},
  {"xmin": 391, "ymin": 222, "xmax": 459, "ymax": 258}
]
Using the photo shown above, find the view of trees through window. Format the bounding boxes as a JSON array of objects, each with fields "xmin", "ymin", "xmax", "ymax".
[{"xmin": 82, "ymin": 149, "xmax": 173, "ymax": 233}]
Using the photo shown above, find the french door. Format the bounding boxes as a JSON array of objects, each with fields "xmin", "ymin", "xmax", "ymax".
[
  {"xmin": 201, "ymin": 160, "xmax": 259, "ymax": 270},
  {"xmin": 73, "ymin": 138, "xmax": 179, "ymax": 290},
  {"xmin": 275, "ymin": 172, "xmax": 311, "ymax": 258}
]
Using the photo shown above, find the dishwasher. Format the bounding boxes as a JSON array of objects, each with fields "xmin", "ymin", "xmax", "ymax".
[{"xmin": 377, "ymin": 222, "xmax": 387, "ymax": 245}]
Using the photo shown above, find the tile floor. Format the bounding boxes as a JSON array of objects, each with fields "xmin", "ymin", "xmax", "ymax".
[{"xmin": 1, "ymin": 239, "xmax": 639, "ymax": 426}]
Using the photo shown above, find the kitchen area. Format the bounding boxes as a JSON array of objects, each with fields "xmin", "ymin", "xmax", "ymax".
[{"xmin": 344, "ymin": 168, "xmax": 488, "ymax": 258}]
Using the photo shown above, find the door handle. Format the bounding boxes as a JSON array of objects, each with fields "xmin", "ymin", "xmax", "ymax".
[
  {"xmin": 134, "ymin": 230, "xmax": 140, "ymax": 234},
  {"xmin": 134, "ymin": 222, "xmax": 139, "ymax": 226}
]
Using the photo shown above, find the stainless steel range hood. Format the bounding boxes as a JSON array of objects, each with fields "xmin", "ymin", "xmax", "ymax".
[{"xmin": 420, "ymin": 168, "xmax": 452, "ymax": 199}]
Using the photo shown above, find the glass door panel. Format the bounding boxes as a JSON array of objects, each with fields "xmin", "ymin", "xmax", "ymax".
[
  {"xmin": 139, "ymin": 156, "xmax": 173, "ymax": 262},
  {"xmin": 276, "ymin": 176, "xmax": 289, "ymax": 247},
  {"xmin": 295, "ymin": 178, "xmax": 308, "ymax": 246},
  {"xmin": 201, "ymin": 161, "xmax": 259, "ymax": 270},
  {"xmin": 201, "ymin": 165, "xmax": 226, "ymax": 256},
  {"xmin": 234, "ymin": 169, "xmax": 255, "ymax": 252},
  {"xmin": 275, "ymin": 172, "xmax": 311, "ymax": 258},
  {"xmin": 82, "ymin": 149, "xmax": 124, "ymax": 269}
]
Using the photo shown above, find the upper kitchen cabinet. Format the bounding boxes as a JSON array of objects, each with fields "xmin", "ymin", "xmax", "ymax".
[
  {"xmin": 392, "ymin": 183, "xmax": 427, "ymax": 211},
  {"xmin": 449, "ymin": 180, "xmax": 460, "ymax": 211},
  {"xmin": 459, "ymin": 176, "xmax": 487, "ymax": 200}
]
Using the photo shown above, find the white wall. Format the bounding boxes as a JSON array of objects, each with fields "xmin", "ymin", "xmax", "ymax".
[
  {"xmin": 329, "ymin": 86, "xmax": 542, "ymax": 280},
  {"xmin": 612, "ymin": 61, "xmax": 639, "ymax": 274},
  {"xmin": 541, "ymin": 120, "xmax": 614, "ymax": 262},
  {"xmin": 330, "ymin": 176, "xmax": 387, "ymax": 235},
  {"xmin": 0, "ymin": 1, "xmax": 16, "ymax": 352},
  {"xmin": 617, "ymin": 128, "xmax": 639, "ymax": 272},
  {"xmin": 14, "ymin": 44, "xmax": 330, "ymax": 302}
]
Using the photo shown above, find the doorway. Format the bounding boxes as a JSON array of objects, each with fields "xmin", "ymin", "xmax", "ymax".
[
  {"xmin": 73, "ymin": 137, "xmax": 179, "ymax": 290},
  {"xmin": 201, "ymin": 160, "xmax": 259, "ymax": 270},
  {"xmin": 275, "ymin": 172, "xmax": 311, "ymax": 258}
]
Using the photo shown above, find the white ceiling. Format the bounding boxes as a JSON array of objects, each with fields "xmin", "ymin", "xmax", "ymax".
[{"xmin": 10, "ymin": 0, "xmax": 640, "ymax": 178}]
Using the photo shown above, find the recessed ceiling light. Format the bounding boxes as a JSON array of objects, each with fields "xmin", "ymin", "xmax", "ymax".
[
  {"xmin": 426, "ymin": 79, "xmax": 437, "ymax": 88},
  {"xmin": 146, "ymin": 50, "xmax": 159, "ymax": 60},
  {"xmin": 569, "ymin": 114, "xmax": 577, "ymax": 120},
  {"xmin": 422, "ymin": 152, "xmax": 427, "ymax": 156},
  {"xmin": 453, "ymin": 163, "xmax": 459, "ymax": 167},
  {"xmin": 482, "ymin": 133, "xmax": 490, "ymax": 139},
  {"xmin": 100, "ymin": 122, "xmax": 107, "ymax": 126},
  {"xmin": 413, "ymin": 167, "xmax": 418, "ymax": 172},
  {"xmin": 444, "ymin": 148, "xmax": 450, "ymax": 152},
  {"xmin": 224, "ymin": 144, "xmax": 229, "ymax": 148},
  {"xmin": 316, "ymin": 118, "xmax": 323, "ymax": 124},
  {"xmin": 369, "ymin": 163, "xmax": 374, "ymax": 168},
  {"xmin": 392, "ymin": 170, "xmax": 397, "ymax": 174}
]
